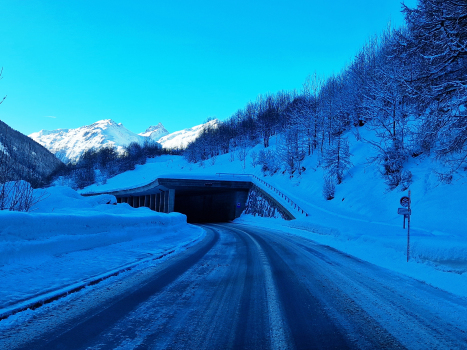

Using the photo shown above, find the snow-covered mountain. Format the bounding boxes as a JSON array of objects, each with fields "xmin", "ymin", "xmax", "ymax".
[
  {"xmin": 1, "ymin": 119, "xmax": 63, "ymax": 184},
  {"xmin": 158, "ymin": 119, "xmax": 219, "ymax": 149},
  {"xmin": 29, "ymin": 119, "xmax": 147, "ymax": 163},
  {"xmin": 138, "ymin": 123, "xmax": 169, "ymax": 141},
  {"xmin": 29, "ymin": 119, "xmax": 219, "ymax": 163}
]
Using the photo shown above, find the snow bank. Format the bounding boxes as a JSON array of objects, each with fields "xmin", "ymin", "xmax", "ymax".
[
  {"xmin": 0, "ymin": 211, "xmax": 187, "ymax": 265},
  {"xmin": 0, "ymin": 185, "xmax": 204, "ymax": 312},
  {"xmin": 235, "ymin": 215, "xmax": 467, "ymax": 298},
  {"xmin": 0, "ymin": 186, "xmax": 189, "ymax": 265},
  {"xmin": 251, "ymin": 216, "xmax": 467, "ymax": 268}
]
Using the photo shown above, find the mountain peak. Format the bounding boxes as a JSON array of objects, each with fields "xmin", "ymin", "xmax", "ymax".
[
  {"xmin": 91, "ymin": 119, "xmax": 120, "ymax": 128},
  {"xmin": 139, "ymin": 123, "xmax": 169, "ymax": 141},
  {"xmin": 30, "ymin": 120, "xmax": 146, "ymax": 163},
  {"xmin": 157, "ymin": 119, "xmax": 220, "ymax": 149},
  {"xmin": 143, "ymin": 122, "xmax": 166, "ymax": 133},
  {"xmin": 29, "ymin": 119, "xmax": 216, "ymax": 163}
]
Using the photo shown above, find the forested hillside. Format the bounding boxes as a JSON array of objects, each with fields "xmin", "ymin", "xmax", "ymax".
[
  {"xmin": 184, "ymin": 0, "xmax": 466, "ymax": 191},
  {"xmin": 0, "ymin": 119, "xmax": 63, "ymax": 187}
]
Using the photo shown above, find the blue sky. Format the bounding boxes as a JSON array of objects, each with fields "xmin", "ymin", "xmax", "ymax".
[{"xmin": 0, "ymin": 0, "xmax": 416, "ymax": 136}]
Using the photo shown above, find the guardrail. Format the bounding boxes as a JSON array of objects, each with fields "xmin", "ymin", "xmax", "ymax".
[{"xmin": 216, "ymin": 173, "xmax": 309, "ymax": 217}]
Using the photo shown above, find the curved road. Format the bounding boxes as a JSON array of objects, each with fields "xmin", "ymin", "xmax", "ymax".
[{"xmin": 2, "ymin": 223, "xmax": 467, "ymax": 349}]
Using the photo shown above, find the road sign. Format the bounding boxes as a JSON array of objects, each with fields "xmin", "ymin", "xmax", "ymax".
[
  {"xmin": 400, "ymin": 190, "xmax": 412, "ymax": 262},
  {"xmin": 400, "ymin": 196, "xmax": 410, "ymax": 207},
  {"xmin": 398, "ymin": 208, "xmax": 411, "ymax": 215}
]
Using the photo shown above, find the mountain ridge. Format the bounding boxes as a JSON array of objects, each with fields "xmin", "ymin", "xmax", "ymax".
[
  {"xmin": 0, "ymin": 119, "xmax": 63, "ymax": 185},
  {"xmin": 138, "ymin": 122, "xmax": 169, "ymax": 141},
  {"xmin": 29, "ymin": 118, "xmax": 219, "ymax": 163}
]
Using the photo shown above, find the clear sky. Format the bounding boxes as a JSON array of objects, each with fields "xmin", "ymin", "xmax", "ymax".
[{"xmin": 0, "ymin": 0, "xmax": 417, "ymax": 136}]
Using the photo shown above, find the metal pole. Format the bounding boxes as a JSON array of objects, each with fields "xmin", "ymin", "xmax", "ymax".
[{"xmin": 407, "ymin": 190, "xmax": 411, "ymax": 262}]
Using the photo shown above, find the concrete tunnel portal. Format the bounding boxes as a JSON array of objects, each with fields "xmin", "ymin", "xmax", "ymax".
[{"xmin": 111, "ymin": 178, "xmax": 251, "ymax": 223}]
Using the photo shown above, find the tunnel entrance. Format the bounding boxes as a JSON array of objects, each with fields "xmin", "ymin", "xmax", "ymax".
[
  {"xmin": 112, "ymin": 178, "xmax": 252, "ymax": 223},
  {"xmin": 87, "ymin": 176, "xmax": 296, "ymax": 223},
  {"xmin": 175, "ymin": 188, "xmax": 249, "ymax": 223}
]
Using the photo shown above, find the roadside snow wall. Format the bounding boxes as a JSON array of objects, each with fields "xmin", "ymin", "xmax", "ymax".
[{"xmin": 0, "ymin": 186, "xmax": 191, "ymax": 265}]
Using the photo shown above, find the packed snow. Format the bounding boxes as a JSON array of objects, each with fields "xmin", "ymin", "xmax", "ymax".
[
  {"xmin": 0, "ymin": 185, "xmax": 204, "ymax": 317},
  {"xmin": 82, "ymin": 126, "xmax": 467, "ymax": 298}
]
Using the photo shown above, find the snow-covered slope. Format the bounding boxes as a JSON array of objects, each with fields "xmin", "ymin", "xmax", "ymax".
[
  {"xmin": 158, "ymin": 119, "xmax": 219, "ymax": 149},
  {"xmin": 1, "ymin": 119, "xmax": 63, "ymax": 183},
  {"xmin": 29, "ymin": 120, "xmax": 148, "ymax": 163},
  {"xmin": 138, "ymin": 122, "xmax": 169, "ymax": 141}
]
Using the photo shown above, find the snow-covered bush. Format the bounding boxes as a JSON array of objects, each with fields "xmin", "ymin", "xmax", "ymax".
[
  {"xmin": 399, "ymin": 169, "xmax": 413, "ymax": 191},
  {"xmin": 322, "ymin": 136, "xmax": 352, "ymax": 184},
  {"xmin": 257, "ymin": 149, "xmax": 280, "ymax": 176},
  {"xmin": 250, "ymin": 150, "xmax": 258, "ymax": 168},
  {"xmin": 381, "ymin": 142, "xmax": 411, "ymax": 190},
  {"xmin": 277, "ymin": 129, "xmax": 307, "ymax": 175},
  {"xmin": 0, "ymin": 180, "xmax": 47, "ymax": 212},
  {"xmin": 437, "ymin": 171, "xmax": 453, "ymax": 185},
  {"xmin": 322, "ymin": 176, "xmax": 335, "ymax": 200}
]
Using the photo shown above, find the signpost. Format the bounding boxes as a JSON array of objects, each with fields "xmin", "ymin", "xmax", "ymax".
[
  {"xmin": 397, "ymin": 191, "xmax": 411, "ymax": 262},
  {"xmin": 397, "ymin": 208, "xmax": 411, "ymax": 215}
]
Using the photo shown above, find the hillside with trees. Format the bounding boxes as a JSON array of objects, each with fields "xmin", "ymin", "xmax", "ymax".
[
  {"xmin": 51, "ymin": 141, "xmax": 179, "ymax": 189},
  {"xmin": 183, "ymin": 0, "xmax": 467, "ymax": 192},
  {"xmin": 0, "ymin": 119, "xmax": 63, "ymax": 187}
]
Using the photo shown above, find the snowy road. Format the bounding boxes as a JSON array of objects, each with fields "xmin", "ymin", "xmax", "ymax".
[{"xmin": 2, "ymin": 223, "xmax": 467, "ymax": 349}]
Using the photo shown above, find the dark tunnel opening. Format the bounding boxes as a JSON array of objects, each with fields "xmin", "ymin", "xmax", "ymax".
[
  {"xmin": 174, "ymin": 189, "xmax": 249, "ymax": 223},
  {"xmin": 113, "ymin": 179, "xmax": 252, "ymax": 224}
]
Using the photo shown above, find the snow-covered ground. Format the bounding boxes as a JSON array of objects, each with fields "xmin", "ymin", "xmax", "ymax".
[
  {"xmin": 0, "ymin": 186, "xmax": 204, "ymax": 318},
  {"xmin": 82, "ymin": 126, "xmax": 467, "ymax": 298}
]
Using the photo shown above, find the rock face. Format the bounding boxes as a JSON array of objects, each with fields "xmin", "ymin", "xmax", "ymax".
[
  {"xmin": 29, "ymin": 119, "xmax": 149, "ymax": 164},
  {"xmin": 138, "ymin": 123, "xmax": 169, "ymax": 141},
  {"xmin": 0, "ymin": 120, "xmax": 63, "ymax": 186},
  {"xmin": 243, "ymin": 185, "xmax": 289, "ymax": 220}
]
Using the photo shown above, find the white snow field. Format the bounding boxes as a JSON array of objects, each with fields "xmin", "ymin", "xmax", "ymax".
[
  {"xmin": 82, "ymin": 126, "xmax": 467, "ymax": 298},
  {"xmin": 0, "ymin": 185, "xmax": 204, "ymax": 318}
]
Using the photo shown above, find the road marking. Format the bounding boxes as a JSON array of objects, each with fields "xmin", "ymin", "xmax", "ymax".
[
  {"xmin": 214, "ymin": 224, "xmax": 290, "ymax": 350},
  {"xmin": 250, "ymin": 234, "xmax": 289, "ymax": 350}
]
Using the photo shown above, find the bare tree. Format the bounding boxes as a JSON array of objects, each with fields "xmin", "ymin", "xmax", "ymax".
[
  {"xmin": 322, "ymin": 136, "xmax": 352, "ymax": 184},
  {"xmin": 0, "ymin": 67, "xmax": 6, "ymax": 106}
]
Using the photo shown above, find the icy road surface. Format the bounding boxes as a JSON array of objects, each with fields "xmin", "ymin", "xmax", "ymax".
[{"xmin": 1, "ymin": 223, "xmax": 467, "ymax": 349}]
